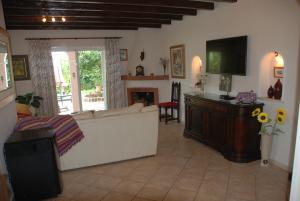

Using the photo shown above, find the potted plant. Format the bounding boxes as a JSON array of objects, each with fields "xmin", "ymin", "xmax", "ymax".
[
  {"xmin": 15, "ymin": 93, "xmax": 43, "ymax": 116},
  {"xmin": 252, "ymin": 107, "xmax": 287, "ymax": 166}
]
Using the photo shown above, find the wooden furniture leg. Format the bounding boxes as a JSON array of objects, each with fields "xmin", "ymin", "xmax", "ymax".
[
  {"xmin": 165, "ymin": 107, "xmax": 168, "ymax": 124},
  {"xmin": 0, "ymin": 174, "xmax": 10, "ymax": 201}
]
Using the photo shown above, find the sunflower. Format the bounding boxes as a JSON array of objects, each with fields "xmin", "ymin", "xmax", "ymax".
[
  {"xmin": 276, "ymin": 115, "xmax": 285, "ymax": 125},
  {"xmin": 277, "ymin": 108, "xmax": 287, "ymax": 118},
  {"xmin": 252, "ymin": 108, "xmax": 261, "ymax": 117},
  {"xmin": 257, "ymin": 112, "xmax": 269, "ymax": 123}
]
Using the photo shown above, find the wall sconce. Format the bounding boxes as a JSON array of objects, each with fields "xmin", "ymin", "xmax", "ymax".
[
  {"xmin": 192, "ymin": 56, "xmax": 202, "ymax": 85},
  {"xmin": 274, "ymin": 51, "xmax": 284, "ymax": 68}
]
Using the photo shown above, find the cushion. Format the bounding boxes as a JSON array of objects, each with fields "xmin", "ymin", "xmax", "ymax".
[
  {"xmin": 141, "ymin": 105, "xmax": 158, "ymax": 113},
  {"xmin": 72, "ymin": 110, "xmax": 94, "ymax": 120},
  {"xmin": 102, "ymin": 103, "xmax": 144, "ymax": 117},
  {"xmin": 159, "ymin": 102, "xmax": 178, "ymax": 107},
  {"xmin": 94, "ymin": 103, "xmax": 144, "ymax": 118}
]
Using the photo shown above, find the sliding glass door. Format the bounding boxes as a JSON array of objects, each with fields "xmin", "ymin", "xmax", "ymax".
[{"xmin": 52, "ymin": 49, "xmax": 105, "ymax": 114}]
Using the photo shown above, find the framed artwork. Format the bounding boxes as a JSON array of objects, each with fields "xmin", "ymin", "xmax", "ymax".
[
  {"xmin": 120, "ymin": 49, "xmax": 128, "ymax": 61},
  {"xmin": 274, "ymin": 67, "xmax": 284, "ymax": 78},
  {"xmin": 170, "ymin": 44, "xmax": 185, "ymax": 79},
  {"xmin": 12, "ymin": 55, "xmax": 30, "ymax": 81}
]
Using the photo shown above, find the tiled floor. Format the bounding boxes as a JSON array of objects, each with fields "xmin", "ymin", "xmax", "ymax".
[{"xmin": 47, "ymin": 122, "xmax": 289, "ymax": 201}]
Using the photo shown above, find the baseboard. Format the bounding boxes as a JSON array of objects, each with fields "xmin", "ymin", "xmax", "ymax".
[{"xmin": 271, "ymin": 159, "xmax": 291, "ymax": 171}]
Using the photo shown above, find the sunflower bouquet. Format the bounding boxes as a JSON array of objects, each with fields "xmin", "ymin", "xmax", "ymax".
[{"xmin": 252, "ymin": 108, "xmax": 287, "ymax": 135}]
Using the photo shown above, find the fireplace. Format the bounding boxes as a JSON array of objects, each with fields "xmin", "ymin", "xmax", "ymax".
[{"xmin": 127, "ymin": 88, "xmax": 159, "ymax": 106}]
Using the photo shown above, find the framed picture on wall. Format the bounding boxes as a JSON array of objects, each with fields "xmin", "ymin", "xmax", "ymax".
[
  {"xmin": 120, "ymin": 49, "xmax": 128, "ymax": 61},
  {"xmin": 12, "ymin": 55, "xmax": 30, "ymax": 81},
  {"xmin": 274, "ymin": 67, "xmax": 284, "ymax": 78},
  {"xmin": 170, "ymin": 44, "xmax": 185, "ymax": 79}
]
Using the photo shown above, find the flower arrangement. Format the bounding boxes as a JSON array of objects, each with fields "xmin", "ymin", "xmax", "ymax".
[
  {"xmin": 159, "ymin": 57, "xmax": 169, "ymax": 75},
  {"xmin": 252, "ymin": 107, "xmax": 287, "ymax": 135}
]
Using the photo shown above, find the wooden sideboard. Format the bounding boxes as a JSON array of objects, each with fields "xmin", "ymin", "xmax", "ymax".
[{"xmin": 184, "ymin": 92, "xmax": 264, "ymax": 163}]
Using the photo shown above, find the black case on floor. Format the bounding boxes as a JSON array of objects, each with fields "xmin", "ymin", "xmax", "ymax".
[{"xmin": 4, "ymin": 127, "xmax": 62, "ymax": 201}]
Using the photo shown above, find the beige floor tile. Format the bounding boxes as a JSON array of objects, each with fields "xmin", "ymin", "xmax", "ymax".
[
  {"xmin": 102, "ymin": 192, "xmax": 134, "ymax": 201},
  {"xmin": 227, "ymin": 176, "xmax": 255, "ymax": 201},
  {"xmin": 198, "ymin": 180, "xmax": 227, "ymax": 199},
  {"xmin": 91, "ymin": 175, "xmax": 122, "ymax": 190},
  {"xmin": 156, "ymin": 166, "xmax": 183, "ymax": 177},
  {"xmin": 173, "ymin": 176, "xmax": 202, "ymax": 191},
  {"xmin": 133, "ymin": 197, "xmax": 156, "ymax": 201},
  {"xmin": 72, "ymin": 172, "xmax": 100, "ymax": 186},
  {"xmin": 71, "ymin": 186, "xmax": 109, "ymax": 201},
  {"xmin": 148, "ymin": 174, "xmax": 178, "ymax": 188},
  {"xmin": 164, "ymin": 188, "xmax": 196, "ymax": 201},
  {"xmin": 195, "ymin": 193, "xmax": 225, "ymax": 201},
  {"xmin": 113, "ymin": 180, "xmax": 145, "ymax": 195},
  {"xmin": 60, "ymin": 183, "xmax": 86, "ymax": 199},
  {"xmin": 138, "ymin": 183, "xmax": 170, "ymax": 201}
]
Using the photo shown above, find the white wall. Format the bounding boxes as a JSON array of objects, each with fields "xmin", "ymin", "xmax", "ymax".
[
  {"xmin": 290, "ymin": 22, "xmax": 300, "ymax": 201},
  {"xmin": 0, "ymin": 1, "xmax": 17, "ymax": 174},
  {"xmin": 158, "ymin": 0, "xmax": 300, "ymax": 169}
]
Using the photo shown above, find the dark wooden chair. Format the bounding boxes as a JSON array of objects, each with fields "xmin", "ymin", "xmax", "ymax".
[{"xmin": 159, "ymin": 82, "xmax": 181, "ymax": 124}]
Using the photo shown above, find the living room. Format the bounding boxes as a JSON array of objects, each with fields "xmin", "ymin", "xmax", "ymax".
[{"xmin": 0, "ymin": 0, "xmax": 300, "ymax": 201}]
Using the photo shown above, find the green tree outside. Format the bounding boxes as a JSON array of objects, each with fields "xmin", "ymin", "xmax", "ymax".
[{"xmin": 78, "ymin": 50, "xmax": 102, "ymax": 94}]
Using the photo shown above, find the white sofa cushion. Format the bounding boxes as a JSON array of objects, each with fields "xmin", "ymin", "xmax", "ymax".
[
  {"xmin": 141, "ymin": 105, "xmax": 158, "ymax": 113},
  {"xmin": 72, "ymin": 111, "xmax": 94, "ymax": 120},
  {"xmin": 94, "ymin": 103, "xmax": 144, "ymax": 118}
]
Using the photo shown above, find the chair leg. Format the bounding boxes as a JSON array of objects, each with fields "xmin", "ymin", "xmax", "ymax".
[
  {"xmin": 159, "ymin": 106, "xmax": 162, "ymax": 122},
  {"xmin": 177, "ymin": 107, "xmax": 180, "ymax": 123},
  {"xmin": 165, "ymin": 107, "xmax": 168, "ymax": 124}
]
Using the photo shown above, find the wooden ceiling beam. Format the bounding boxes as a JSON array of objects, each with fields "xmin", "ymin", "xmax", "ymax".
[
  {"xmin": 6, "ymin": 25, "xmax": 139, "ymax": 30},
  {"xmin": 4, "ymin": 9, "xmax": 183, "ymax": 20},
  {"xmin": 207, "ymin": 0, "xmax": 237, "ymax": 2},
  {"xmin": 8, "ymin": 22, "xmax": 162, "ymax": 28},
  {"xmin": 5, "ymin": 16, "xmax": 172, "ymax": 24},
  {"xmin": 4, "ymin": 0, "xmax": 215, "ymax": 9},
  {"xmin": 4, "ymin": 1, "xmax": 200, "ymax": 16}
]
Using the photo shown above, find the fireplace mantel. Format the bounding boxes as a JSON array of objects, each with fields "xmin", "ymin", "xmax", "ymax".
[{"xmin": 121, "ymin": 75, "xmax": 169, "ymax": 81}]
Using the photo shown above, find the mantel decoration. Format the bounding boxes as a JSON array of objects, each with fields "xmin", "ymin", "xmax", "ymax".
[
  {"xmin": 159, "ymin": 57, "xmax": 169, "ymax": 75},
  {"xmin": 252, "ymin": 107, "xmax": 287, "ymax": 166},
  {"xmin": 170, "ymin": 44, "xmax": 185, "ymax": 79}
]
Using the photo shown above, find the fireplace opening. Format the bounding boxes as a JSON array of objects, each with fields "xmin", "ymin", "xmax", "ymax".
[
  {"xmin": 127, "ymin": 88, "xmax": 159, "ymax": 106},
  {"xmin": 132, "ymin": 92, "xmax": 154, "ymax": 106}
]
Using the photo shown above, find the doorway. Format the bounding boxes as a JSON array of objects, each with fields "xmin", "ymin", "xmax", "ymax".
[{"xmin": 52, "ymin": 50, "xmax": 105, "ymax": 114}]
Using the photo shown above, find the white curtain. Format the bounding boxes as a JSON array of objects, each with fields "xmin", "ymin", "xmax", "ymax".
[
  {"xmin": 28, "ymin": 40, "xmax": 59, "ymax": 116},
  {"xmin": 105, "ymin": 39, "xmax": 126, "ymax": 109}
]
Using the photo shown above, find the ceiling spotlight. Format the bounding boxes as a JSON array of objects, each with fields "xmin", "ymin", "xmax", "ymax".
[
  {"xmin": 52, "ymin": 17, "xmax": 56, "ymax": 22},
  {"xmin": 42, "ymin": 17, "xmax": 47, "ymax": 23},
  {"xmin": 61, "ymin": 17, "xmax": 66, "ymax": 22}
]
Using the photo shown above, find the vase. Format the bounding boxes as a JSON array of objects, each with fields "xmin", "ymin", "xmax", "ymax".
[
  {"xmin": 260, "ymin": 134, "xmax": 273, "ymax": 167},
  {"xmin": 16, "ymin": 103, "xmax": 31, "ymax": 115},
  {"xmin": 163, "ymin": 66, "xmax": 166, "ymax": 75},
  {"xmin": 274, "ymin": 79, "xmax": 282, "ymax": 100},
  {"xmin": 267, "ymin": 85, "xmax": 274, "ymax": 98},
  {"xmin": 29, "ymin": 106, "xmax": 37, "ymax": 117}
]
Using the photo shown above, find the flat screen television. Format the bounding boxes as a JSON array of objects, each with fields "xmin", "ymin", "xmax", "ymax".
[{"xmin": 206, "ymin": 36, "xmax": 247, "ymax": 76}]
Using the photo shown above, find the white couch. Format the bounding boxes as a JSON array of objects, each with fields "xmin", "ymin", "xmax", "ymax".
[{"xmin": 58, "ymin": 104, "xmax": 159, "ymax": 171}]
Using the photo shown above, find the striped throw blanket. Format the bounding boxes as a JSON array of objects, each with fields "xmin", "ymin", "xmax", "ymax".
[{"xmin": 15, "ymin": 115, "xmax": 84, "ymax": 156}]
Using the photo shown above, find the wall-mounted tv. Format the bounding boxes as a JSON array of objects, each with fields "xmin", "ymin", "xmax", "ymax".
[{"xmin": 206, "ymin": 36, "xmax": 248, "ymax": 76}]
